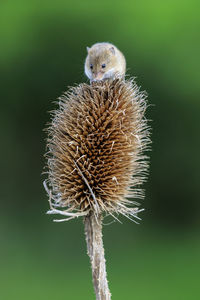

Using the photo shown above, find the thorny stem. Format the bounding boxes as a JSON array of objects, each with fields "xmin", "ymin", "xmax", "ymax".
[{"xmin": 84, "ymin": 213, "xmax": 111, "ymax": 300}]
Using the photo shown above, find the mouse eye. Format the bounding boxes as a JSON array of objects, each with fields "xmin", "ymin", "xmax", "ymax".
[
  {"xmin": 102, "ymin": 64, "xmax": 106, "ymax": 68},
  {"xmin": 90, "ymin": 64, "xmax": 93, "ymax": 70}
]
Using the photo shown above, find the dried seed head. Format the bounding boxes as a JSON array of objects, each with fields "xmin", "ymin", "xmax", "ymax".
[{"xmin": 44, "ymin": 78, "xmax": 151, "ymax": 222}]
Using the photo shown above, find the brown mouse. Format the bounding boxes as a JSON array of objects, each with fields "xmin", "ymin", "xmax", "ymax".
[{"xmin": 84, "ymin": 42, "xmax": 126, "ymax": 82}]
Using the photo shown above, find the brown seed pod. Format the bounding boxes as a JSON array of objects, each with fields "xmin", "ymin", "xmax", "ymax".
[{"xmin": 44, "ymin": 78, "xmax": 150, "ymax": 222}]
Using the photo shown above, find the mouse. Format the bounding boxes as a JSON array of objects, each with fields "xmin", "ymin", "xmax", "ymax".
[{"xmin": 84, "ymin": 42, "xmax": 126, "ymax": 82}]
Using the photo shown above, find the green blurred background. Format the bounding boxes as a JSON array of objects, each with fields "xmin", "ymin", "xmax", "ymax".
[{"xmin": 1, "ymin": 0, "xmax": 200, "ymax": 299}]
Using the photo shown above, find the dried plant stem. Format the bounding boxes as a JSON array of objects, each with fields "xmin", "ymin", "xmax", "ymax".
[{"xmin": 84, "ymin": 213, "xmax": 111, "ymax": 300}]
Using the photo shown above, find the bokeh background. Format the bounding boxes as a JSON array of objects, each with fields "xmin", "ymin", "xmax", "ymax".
[{"xmin": 1, "ymin": 0, "xmax": 200, "ymax": 299}]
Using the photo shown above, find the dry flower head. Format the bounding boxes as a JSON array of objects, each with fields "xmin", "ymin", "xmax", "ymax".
[{"xmin": 44, "ymin": 78, "xmax": 150, "ymax": 223}]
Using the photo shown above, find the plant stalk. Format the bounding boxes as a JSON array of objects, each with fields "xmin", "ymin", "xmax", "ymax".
[{"xmin": 84, "ymin": 213, "xmax": 111, "ymax": 300}]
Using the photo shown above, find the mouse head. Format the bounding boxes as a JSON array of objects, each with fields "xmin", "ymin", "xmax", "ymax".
[{"xmin": 85, "ymin": 43, "xmax": 118, "ymax": 81}]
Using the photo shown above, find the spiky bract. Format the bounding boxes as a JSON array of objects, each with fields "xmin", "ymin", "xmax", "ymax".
[{"xmin": 44, "ymin": 78, "xmax": 150, "ymax": 222}]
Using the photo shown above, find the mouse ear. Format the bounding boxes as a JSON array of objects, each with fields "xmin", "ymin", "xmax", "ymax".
[
  {"xmin": 109, "ymin": 46, "xmax": 115, "ymax": 55},
  {"xmin": 86, "ymin": 47, "xmax": 90, "ymax": 53}
]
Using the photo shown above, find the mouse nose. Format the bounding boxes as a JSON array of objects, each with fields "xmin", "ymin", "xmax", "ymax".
[{"xmin": 93, "ymin": 72, "xmax": 104, "ymax": 81}]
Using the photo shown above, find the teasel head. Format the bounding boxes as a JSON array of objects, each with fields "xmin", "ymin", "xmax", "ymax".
[{"xmin": 44, "ymin": 77, "xmax": 151, "ymax": 223}]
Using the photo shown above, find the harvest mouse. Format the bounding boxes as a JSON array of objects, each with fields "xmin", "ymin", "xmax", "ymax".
[{"xmin": 84, "ymin": 42, "xmax": 126, "ymax": 82}]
